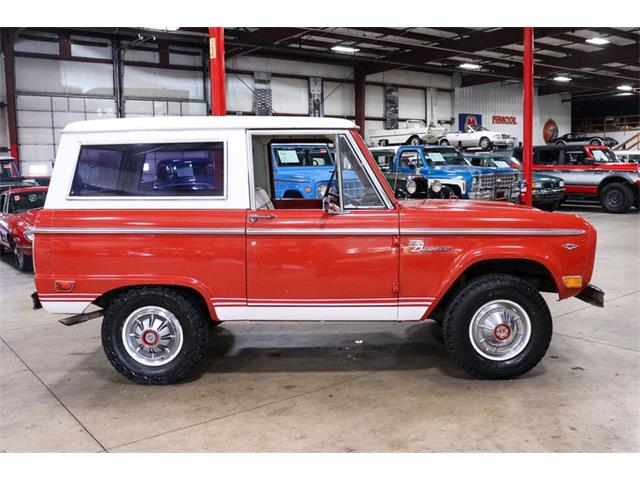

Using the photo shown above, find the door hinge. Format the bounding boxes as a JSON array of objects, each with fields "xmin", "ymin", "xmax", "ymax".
[{"xmin": 392, "ymin": 282, "xmax": 400, "ymax": 294}]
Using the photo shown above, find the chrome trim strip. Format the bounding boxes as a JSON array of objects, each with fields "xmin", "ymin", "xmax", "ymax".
[
  {"xmin": 400, "ymin": 228, "xmax": 586, "ymax": 236},
  {"xmin": 248, "ymin": 228, "xmax": 398, "ymax": 236},
  {"xmin": 32, "ymin": 227, "xmax": 245, "ymax": 235}
]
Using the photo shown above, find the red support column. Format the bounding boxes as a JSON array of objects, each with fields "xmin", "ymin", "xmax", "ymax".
[
  {"xmin": 208, "ymin": 27, "xmax": 226, "ymax": 116},
  {"xmin": 354, "ymin": 69, "xmax": 366, "ymax": 132},
  {"xmin": 522, "ymin": 27, "xmax": 534, "ymax": 207},
  {"xmin": 1, "ymin": 32, "xmax": 19, "ymax": 164}
]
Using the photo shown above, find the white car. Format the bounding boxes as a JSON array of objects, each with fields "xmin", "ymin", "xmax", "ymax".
[
  {"xmin": 368, "ymin": 119, "xmax": 448, "ymax": 147},
  {"xmin": 439, "ymin": 125, "xmax": 514, "ymax": 150},
  {"xmin": 613, "ymin": 150, "xmax": 640, "ymax": 164}
]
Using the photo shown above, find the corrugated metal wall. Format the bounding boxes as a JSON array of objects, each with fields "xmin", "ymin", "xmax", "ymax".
[{"xmin": 453, "ymin": 82, "xmax": 571, "ymax": 145}]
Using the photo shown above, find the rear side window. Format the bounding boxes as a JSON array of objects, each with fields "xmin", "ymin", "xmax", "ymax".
[
  {"xmin": 70, "ymin": 142, "xmax": 225, "ymax": 197},
  {"xmin": 535, "ymin": 150, "xmax": 561, "ymax": 165}
]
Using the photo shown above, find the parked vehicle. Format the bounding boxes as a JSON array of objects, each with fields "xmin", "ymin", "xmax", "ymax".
[
  {"xmin": 554, "ymin": 132, "xmax": 618, "ymax": 147},
  {"xmin": 32, "ymin": 116, "xmax": 602, "ymax": 384},
  {"xmin": 467, "ymin": 154, "xmax": 565, "ymax": 211},
  {"xmin": 368, "ymin": 120, "xmax": 448, "ymax": 147},
  {"xmin": 613, "ymin": 150, "xmax": 640, "ymax": 164},
  {"xmin": 439, "ymin": 125, "xmax": 514, "ymax": 150},
  {"xmin": 369, "ymin": 146, "xmax": 451, "ymax": 199},
  {"xmin": 0, "ymin": 186, "xmax": 47, "ymax": 271},
  {"xmin": 514, "ymin": 145, "xmax": 640, "ymax": 213},
  {"xmin": 1, "ymin": 155, "xmax": 47, "ymax": 192},
  {"xmin": 391, "ymin": 145, "xmax": 520, "ymax": 201}
]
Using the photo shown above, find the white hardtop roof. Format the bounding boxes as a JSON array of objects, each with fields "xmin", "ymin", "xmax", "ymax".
[{"xmin": 62, "ymin": 116, "xmax": 357, "ymax": 134}]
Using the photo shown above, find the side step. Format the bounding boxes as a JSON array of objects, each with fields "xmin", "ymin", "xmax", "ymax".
[{"xmin": 59, "ymin": 310, "xmax": 104, "ymax": 326}]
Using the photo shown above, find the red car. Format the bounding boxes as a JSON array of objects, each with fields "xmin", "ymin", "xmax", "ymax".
[{"xmin": 0, "ymin": 186, "xmax": 47, "ymax": 271}]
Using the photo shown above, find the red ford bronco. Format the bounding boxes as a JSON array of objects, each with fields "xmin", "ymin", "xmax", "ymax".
[{"xmin": 31, "ymin": 117, "xmax": 603, "ymax": 384}]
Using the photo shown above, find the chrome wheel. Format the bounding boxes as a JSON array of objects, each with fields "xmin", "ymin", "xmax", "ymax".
[
  {"xmin": 122, "ymin": 306, "xmax": 184, "ymax": 366},
  {"xmin": 468, "ymin": 300, "xmax": 531, "ymax": 361}
]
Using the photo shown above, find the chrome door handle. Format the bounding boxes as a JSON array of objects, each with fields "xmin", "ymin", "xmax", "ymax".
[{"xmin": 249, "ymin": 213, "xmax": 276, "ymax": 223}]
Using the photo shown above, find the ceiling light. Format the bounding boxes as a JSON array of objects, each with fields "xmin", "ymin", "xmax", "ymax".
[
  {"xmin": 553, "ymin": 76, "xmax": 572, "ymax": 83},
  {"xmin": 617, "ymin": 85, "xmax": 633, "ymax": 92},
  {"xmin": 459, "ymin": 63, "xmax": 481, "ymax": 70},
  {"xmin": 144, "ymin": 26, "xmax": 180, "ymax": 31},
  {"xmin": 586, "ymin": 37, "xmax": 610, "ymax": 45},
  {"xmin": 331, "ymin": 45, "xmax": 360, "ymax": 54}
]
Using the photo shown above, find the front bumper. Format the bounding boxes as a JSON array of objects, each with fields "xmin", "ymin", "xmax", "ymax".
[{"xmin": 576, "ymin": 284, "xmax": 605, "ymax": 308}]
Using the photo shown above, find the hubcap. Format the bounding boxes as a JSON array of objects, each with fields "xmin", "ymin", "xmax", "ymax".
[
  {"xmin": 607, "ymin": 190, "xmax": 623, "ymax": 208},
  {"xmin": 122, "ymin": 306, "xmax": 183, "ymax": 366},
  {"xmin": 469, "ymin": 300, "xmax": 531, "ymax": 361}
]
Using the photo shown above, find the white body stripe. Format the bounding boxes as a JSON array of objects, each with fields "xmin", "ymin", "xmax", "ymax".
[
  {"xmin": 214, "ymin": 305, "xmax": 430, "ymax": 321},
  {"xmin": 41, "ymin": 301, "xmax": 92, "ymax": 314}
]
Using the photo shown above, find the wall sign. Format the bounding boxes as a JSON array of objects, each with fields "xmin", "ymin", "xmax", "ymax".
[
  {"xmin": 492, "ymin": 115, "xmax": 517, "ymax": 125},
  {"xmin": 308, "ymin": 77, "xmax": 324, "ymax": 117},
  {"xmin": 459, "ymin": 113, "xmax": 482, "ymax": 130},
  {"xmin": 384, "ymin": 85, "xmax": 399, "ymax": 129},
  {"xmin": 543, "ymin": 118, "xmax": 559, "ymax": 143}
]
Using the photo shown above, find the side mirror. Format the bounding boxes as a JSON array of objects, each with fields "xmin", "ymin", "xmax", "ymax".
[{"xmin": 322, "ymin": 196, "xmax": 349, "ymax": 215}]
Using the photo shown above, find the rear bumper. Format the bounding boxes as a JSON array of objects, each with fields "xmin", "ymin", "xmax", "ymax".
[{"xmin": 576, "ymin": 284, "xmax": 605, "ymax": 308}]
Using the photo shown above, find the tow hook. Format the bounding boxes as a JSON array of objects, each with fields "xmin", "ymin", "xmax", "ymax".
[{"xmin": 59, "ymin": 310, "xmax": 104, "ymax": 326}]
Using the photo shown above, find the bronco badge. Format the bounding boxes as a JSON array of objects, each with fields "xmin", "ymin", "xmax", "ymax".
[{"xmin": 407, "ymin": 239, "xmax": 452, "ymax": 253}]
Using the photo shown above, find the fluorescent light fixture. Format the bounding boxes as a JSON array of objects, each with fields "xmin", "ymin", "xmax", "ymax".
[
  {"xmin": 144, "ymin": 26, "xmax": 180, "ymax": 31},
  {"xmin": 459, "ymin": 63, "xmax": 481, "ymax": 70},
  {"xmin": 331, "ymin": 45, "xmax": 360, "ymax": 54},
  {"xmin": 553, "ymin": 75, "xmax": 572, "ymax": 83},
  {"xmin": 617, "ymin": 85, "xmax": 633, "ymax": 92},
  {"xmin": 28, "ymin": 164, "xmax": 48, "ymax": 175},
  {"xmin": 586, "ymin": 37, "xmax": 609, "ymax": 45}
]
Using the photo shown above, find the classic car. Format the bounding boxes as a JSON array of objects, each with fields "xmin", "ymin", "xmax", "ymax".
[
  {"xmin": 439, "ymin": 125, "xmax": 514, "ymax": 150},
  {"xmin": 369, "ymin": 146, "xmax": 452, "ymax": 199},
  {"xmin": 367, "ymin": 119, "xmax": 448, "ymax": 147},
  {"xmin": 1, "ymin": 155, "xmax": 46, "ymax": 192},
  {"xmin": 466, "ymin": 154, "xmax": 565, "ymax": 211},
  {"xmin": 391, "ymin": 145, "xmax": 520, "ymax": 201},
  {"xmin": 554, "ymin": 132, "xmax": 618, "ymax": 147},
  {"xmin": 613, "ymin": 150, "xmax": 640, "ymax": 164},
  {"xmin": 514, "ymin": 145, "xmax": 639, "ymax": 213},
  {"xmin": 270, "ymin": 143, "xmax": 362, "ymax": 200},
  {"xmin": 31, "ymin": 116, "xmax": 602, "ymax": 385},
  {"xmin": 0, "ymin": 186, "xmax": 47, "ymax": 271}
]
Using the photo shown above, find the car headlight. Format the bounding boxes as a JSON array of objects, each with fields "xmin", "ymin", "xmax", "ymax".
[
  {"xmin": 405, "ymin": 177, "xmax": 417, "ymax": 195},
  {"xmin": 24, "ymin": 227, "xmax": 34, "ymax": 243},
  {"xmin": 533, "ymin": 182, "xmax": 541, "ymax": 189},
  {"xmin": 559, "ymin": 180, "xmax": 565, "ymax": 187},
  {"xmin": 471, "ymin": 176, "xmax": 478, "ymax": 186},
  {"xmin": 430, "ymin": 180, "xmax": 442, "ymax": 193},
  {"xmin": 317, "ymin": 183, "xmax": 328, "ymax": 198}
]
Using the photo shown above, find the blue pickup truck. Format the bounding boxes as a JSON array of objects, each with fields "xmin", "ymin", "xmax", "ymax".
[
  {"xmin": 389, "ymin": 145, "xmax": 520, "ymax": 201},
  {"xmin": 270, "ymin": 143, "xmax": 363, "ymax": 199}
]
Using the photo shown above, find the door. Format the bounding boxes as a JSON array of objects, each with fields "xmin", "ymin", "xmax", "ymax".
[{"xmin": 235, "ymin": 133, "xmax": 400, "ymax": 322}]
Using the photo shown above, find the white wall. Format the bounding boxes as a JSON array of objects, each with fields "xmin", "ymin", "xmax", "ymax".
[
  {"xmin": 453, "ymin": 82, "xmax": 571, "ymax": 145},
  {"xmin": 0, "ymin": 55, "xmax": 9, "ymax": 151}
]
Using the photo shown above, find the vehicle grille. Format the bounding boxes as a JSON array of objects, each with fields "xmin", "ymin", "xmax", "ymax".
[
  {"xmin": 478, "ymin": 174, "xmax": 495, "ymax": 190},
  {"xmin": 496, "ymin": 172, "xmax": 517, "ymax": 188},
  {"xmin": 501, "ymin": 134, "xmax": 510, "ymax": 139},
  {"xmin": 343, "ymin": 179, "xmax": 361, "ymax": 197}
]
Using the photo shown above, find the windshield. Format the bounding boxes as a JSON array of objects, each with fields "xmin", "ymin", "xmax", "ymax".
[
  {"xmin": 274, "ymin": 146, "xmax": 335, "ymax": 167},
  {"xmin": 424, "ymin": 148, "xmax": 469, "ymax": 166},
  {"xmin": 468, "ymin": 126, "xmax": 489, "ymax": 132},
  {"xmin": 1, "ymin": 160, "xmax": 20, "ymax": 180},
  {"xmin": 590, "ymin": 148, "xmax": 618, "ymax": 163},
  {"xmin": 11, "ymin": 190, "xmax": 46, "ymax": 213}
]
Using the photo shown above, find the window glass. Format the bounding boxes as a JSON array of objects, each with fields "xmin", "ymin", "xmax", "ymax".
[
  {"xmin": 371, "ymin": 150, "xmax": 395, "ymax": 170},
  {"xmin": 398, "ymin": 151, "xmax": 422, "ymax": 169},
  {"xmin": 1, "ymin": 160, "xmax": 19, "ymax": 180},
  {"xmin": 337, "ymin": 135, "xmax": 384, "ymax": 209},
  {"xmin": 273, "ymin": 145, "xmax": 334, "ymax": 167},
  {"xmin": 565, "ymin": 150, "xmax": 585, "ymax": 164},
  {"xmin": 10, "ymin": 190, "xmax": 47, "ymax": 213},
  {"xmin": 424, "ymin": 148, "xmax": 468, "ymax": 166},
  {"xmin": 590, "ymin": 149, "xmax": 617, "ymax": 163},
  {"xmin": 536, "ymin": 150, "xmax": 561, "ymax": 165},
  {"xmin": 70, "ymin": 142, "xmax": 224, "ymax": 196},
  {"xmin": 0, "ymin": 194, "xmax": 6, "ymax": 213}
]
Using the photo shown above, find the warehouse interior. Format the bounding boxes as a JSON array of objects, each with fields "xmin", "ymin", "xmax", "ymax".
[{"xmin": 0, "ymin": 26, "xmax": 639, "ymax": 454}]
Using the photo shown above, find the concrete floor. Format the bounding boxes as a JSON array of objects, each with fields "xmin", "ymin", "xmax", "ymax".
[{"xmin": 1, "ymin": 204, "xmax": 638, "ymax": 453}]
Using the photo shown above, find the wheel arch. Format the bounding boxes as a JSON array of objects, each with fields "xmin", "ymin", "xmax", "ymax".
[
  {"xmin": 597, "ymin": 176, "xmax": 634, "ymax": 192},
  {"xmin": 428, "ymin": 255, "xmax": 560, "ymax": 321}
]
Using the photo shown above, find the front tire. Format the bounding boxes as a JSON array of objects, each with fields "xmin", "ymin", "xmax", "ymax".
[
  {"xmin": 442, "ymin": 274, "xmax": 552, "ymax": 379},
  {"xmin": 407, "ymin": 136, "xmax": 422, "ymax": 146},
  {"xmin": 439, "ymin": 138, "xmax": 450, "ymax": 146},
  {"xmin": 14, "ymin": 246, "xmax": 33, "ymax": 272},
  {"xmin": 600, "ymin": 183, "xmax": 633, "ymax": 213},
  {"xmin": 479, "ymin": 137, "xmax": 491, "ymax": 151},
  {"xmin": 101, "ymin": 287, "xmax": 209, "ymax": 385},
  {"xmin": 589, "ymin": 138, "xmax": 603, "ymax": 146}
]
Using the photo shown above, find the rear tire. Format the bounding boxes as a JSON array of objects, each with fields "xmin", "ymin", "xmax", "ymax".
[
  {"xmin": 14, "ymin": 246, "xmax": 32, "ymax": 272},
  {"xmin": 555, "ymin": 140, "xmax": 566, "ymax": 146},
  {"xmin": 439, "ymin": 138, "xmax": 450, "ymax": 146},
  {"xmin": 442, "ymin": 274, "xmax": 552, "ymax": 379},
  {"xmin": 589, "ymin": 138, "xmax": 603, "ymax": 146},
  {"xmin": 101, "ymin": 287, "xmax": 209, "ymax": 385},
  {"xmin": 600, "ymin": 183, "xmax": 633, "ymax": 213},
  {"xmin": 378, "ymin": 139, "xmax": 389, "ymax": 147},
  {"xmin": 407, "ymin": 136, "xmax": 422, "ymax": 146},
  {"xmin": 479, "ymin": 137, "xmax": 492, "ymax": 151}
]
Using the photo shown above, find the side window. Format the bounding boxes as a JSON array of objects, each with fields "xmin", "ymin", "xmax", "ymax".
[
  {"xmin": 565, "ymin": 150, "xmax": 585, "ymax": 164},
  {"xmin": 337, "ymin": 135, "xmax": 384, "ymax": 209},
  {"xmin": 0, "ymin": 194, "xmax": 6, "ymax": 213},
  {"xmin": 536, "ymin": 150, "xmax": 561, "ymax": 165},
  {"xmin": 371, "ymin": 151, "xmax": 394, "ymax": 170},
  {"xmin": 469, "ymin": 158, "xmax": 482, "ymax": 167},
  {"xmin": 397, "ymin": 150, "xmax": 422, "ymax": 169},
  {"xmin": 70, "ymin": 142, "xmax": 225, "ymax": 197}
]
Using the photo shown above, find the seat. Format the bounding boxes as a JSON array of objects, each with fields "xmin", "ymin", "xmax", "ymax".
[{"xmin": 255, "ymin": 187, "xmax": 274, "ymax": 210}]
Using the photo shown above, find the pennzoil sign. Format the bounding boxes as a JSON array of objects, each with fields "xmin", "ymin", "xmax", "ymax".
[{"xmin": 492, "ymin": 115, "xmax": 517, "ymax": 125}]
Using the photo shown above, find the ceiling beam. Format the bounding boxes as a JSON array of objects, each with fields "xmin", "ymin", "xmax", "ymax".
[{"xmin": 225, "ymin": 28, "xmax": 311, "ymax": 58}]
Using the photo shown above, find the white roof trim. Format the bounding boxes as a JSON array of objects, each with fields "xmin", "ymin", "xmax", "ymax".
[{"xmin": 62, "ymin": 116, "xmax": 357, "ymax": 134}]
